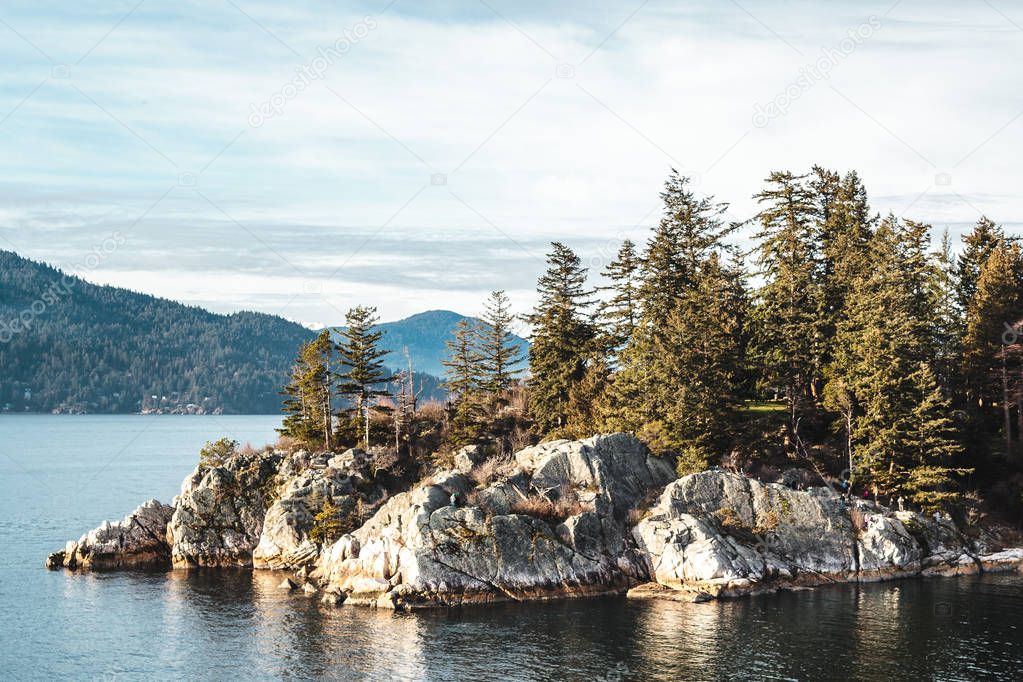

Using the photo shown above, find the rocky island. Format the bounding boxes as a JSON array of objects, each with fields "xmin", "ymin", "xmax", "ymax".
[{"xmin": 47, "ymin": 434, "xmax": 1023, "ymax": 609}]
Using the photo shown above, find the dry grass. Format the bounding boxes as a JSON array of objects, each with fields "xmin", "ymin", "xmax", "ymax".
[
  {"xmin": 274, "ymin": 435, "xmax": 303, "ymax": 453},
  {"xmin": 510, "ymin": 490, "xmax": 589, "ymax": 524},
  {"xmin": 469, "ymin": 457, "xmax": 516, "ymax": 487},
  {"xmin": 850, "ymin": 508, "xmax": 868, "ymax": 534},
  {"xmin": 755, "ymin": 510, "xmax": 781, "ymax": 533},
  {"xmin": 236, "ymin": 441, "xmax": 260, "ymax": 457}
]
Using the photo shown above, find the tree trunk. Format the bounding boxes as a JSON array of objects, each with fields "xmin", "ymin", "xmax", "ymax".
[{"xmin": 1003, "ymin": 352, "xmax": 1012, "ymax": 457}]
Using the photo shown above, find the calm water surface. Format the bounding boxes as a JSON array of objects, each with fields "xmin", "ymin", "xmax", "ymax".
[{"xmin": 1, "ymin": 415, "xmax": 1022, "ymax": 681}]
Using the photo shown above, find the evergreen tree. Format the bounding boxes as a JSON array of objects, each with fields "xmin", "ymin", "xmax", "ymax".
[
  {"xmin": 336, "ymin": 306, "xmax": 391, "ymax": 448},
  {"xmin": 961, "ymin": 241, "xmax": 1023, "ymax": 455},
  {"xmin": 812, "ymin": 167, "xmax": 873, "ymax": 372},
  {"xmin": 526, "ymin": 242, "xmax": 595, "ymax": 435},
  {"xmin": 595, "ymin": 239, "xmax": 641, "ymax": 357},
  {"xmin": 902, "ymin": 362, "xmax": 967, "ymax": 511},
  {"xmin": 279, "ymin": 330, "xmax": 334, "ymax": 449},
  {"xmin": 477, "ymin": 290, "xmax": 525, "ymax": 393},
  {"xmin": 956, "ymin": 216, "xmax": 1005, "ymax": 312},
  {"xmin": 827, "ymin": 216, "xmax": 964, "ymax": 505},
  {"xmin": 563, "ymin": 355, "xmax": 611, "ymax": 440},
  {"xmin": 751, "ymin": 171, "xmax": 822, "ymax": 445},
  {"xmin": 636, "ymin": 171, "xmax": 732, "ymax": 325},
  {"xmin": 607, "ymin": 173, "xmax": 742, "ymax": 461},
  {"xmin": 655, "ymin": 253, "xmax": 746, "ymax": 470},
  {"xmin": 442, "ymin": 318, "xmax": 488, "ymax": 445}
]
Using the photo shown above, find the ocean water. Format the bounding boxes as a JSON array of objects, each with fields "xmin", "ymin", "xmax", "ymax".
[{"xmin": 2, "ymin": 414, "xmax": 1023, "ymax": 681}]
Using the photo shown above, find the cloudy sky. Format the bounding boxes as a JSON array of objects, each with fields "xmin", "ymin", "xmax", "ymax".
[{"xmin": 0, "ymin": 0, "xmax": 1020, "ymax": 326}]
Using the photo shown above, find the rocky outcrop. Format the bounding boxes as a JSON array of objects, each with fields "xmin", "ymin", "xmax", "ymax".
[
  {"xmin": 313, "ymin": 434, "xmax": 675, "ymax": 609},
  {"xmin": 46, "ymin": 499, "xmax": 174, "ymax": 570},
  {"xmin": 47, "ymin": 434, "xmax": 1023, "ymax": 609},
  {"xmin": 166, "ymin": 449, "xmax": 284, "ymax": 568},
  {"xmin": 253, "ymin": 449, "xmax": 386, "ymax": 570},
  {"xmin": 629, "ymin": 469, "xmax": 1022, "ymax": 601}
]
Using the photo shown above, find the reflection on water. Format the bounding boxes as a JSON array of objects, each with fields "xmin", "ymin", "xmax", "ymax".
[
  {"xmin": 3, "ymin": 416, "xmax": 1023, "ymax": 680},
  {"xmin": 29, "ymin": 569, "xmax": 1020, "ymax": 681}
]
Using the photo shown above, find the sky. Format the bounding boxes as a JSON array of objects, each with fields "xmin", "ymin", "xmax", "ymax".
[{"xmin": 0, "ymin": 0, "xmax": 1021, "ymax": 327}]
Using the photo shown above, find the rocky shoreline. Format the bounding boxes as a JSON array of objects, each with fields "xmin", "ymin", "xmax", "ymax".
[{"xmin": 47, "ymin": 434, "xmax": 1023, "ymax": 609}]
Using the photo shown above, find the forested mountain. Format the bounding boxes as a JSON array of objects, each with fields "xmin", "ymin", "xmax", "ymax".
[{"xmin": 0, "ymin": 252, "xmax": 459, "ymax": 414}]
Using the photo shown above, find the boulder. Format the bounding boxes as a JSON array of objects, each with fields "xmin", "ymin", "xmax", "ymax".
[
  {"xmin": 315, "ymin": 434, "xmax": 675, "ymax": 608},
  {"xmin": 167, "ymin": 449, "xmax": 283, "ymax": 568},
  {"xmin": 630, "ymin": 469, "xmax": 978, "ymax": 599},
  {"xmin": 46, "ymin": 499, "xmax": 174, "ymax": 570},
  {"xmin": 253, "ymin": 452, "xmax": 384, "ymax": 570},
  {"xmin": 453, "ymin": 444, "xmax": 489, "ymax": 474}
]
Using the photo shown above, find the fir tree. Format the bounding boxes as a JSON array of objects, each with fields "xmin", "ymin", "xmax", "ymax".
[
  {"xmin": 827, "ymin": 216, "xmax": 962, "ymax": 501},
  {"xmin": 812, "ymin": 167, "xmax": 874, "ymax": 376},
  {"xmin": 751, "ymin": 171, "xmax": 822, "ymax": 445},
  {"xmin": 902, "ymin": 362, "xmax": 967, "ymax": 511},
  {"xmin": 955, "ymin": 216, "xmax": 1005, "ymax": 312},
  {"xmin": 443, "ymin": 318, "xmax": 487, "ymax": 445},
  {"xmin": 526, "ymin": 242, "xmax": 595, "ymax": 435},
  {"xmin": 961, "ymin": 241, "xmax": 1023, "ymax": 455},
  {"xmin": 596, "ymin": 239, "xmax": 641, "ymax": 357},
  {"xmin": 279, "ymin": 330, "xmax": 334, "ymax": 449},
  {"xmin": 607, "ymin": 172, "xmax": 735, "ymax": 442},
  {"xmin": 656, "ymin": 253, "xmax": 747, "ymax": 469},
  {"xmin": 477, "ymin": 290, "xmax": 525, "ymax": 394},
  {"xmin": 636, "ymin": 171, "xmax": 732, "ymax": 325},
  {"xmin": 336, "ymin": 306, "xmax": 391, "ymax": 448}
]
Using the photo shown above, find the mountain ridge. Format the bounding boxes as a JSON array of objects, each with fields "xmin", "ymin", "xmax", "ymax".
[{"xmin": 0, "ymin": 251, "xmax": 526, "ymax": 414}]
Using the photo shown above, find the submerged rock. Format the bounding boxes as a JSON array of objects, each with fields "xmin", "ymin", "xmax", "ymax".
[{"xmin": 45, "ymin": 499, "xmax": 174, "ymax": 570}]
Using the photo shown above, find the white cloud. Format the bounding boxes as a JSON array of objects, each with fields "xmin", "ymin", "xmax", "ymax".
[{"xmin": 0, "ymin": 0, "xmax": 1021, "ymax": 321}]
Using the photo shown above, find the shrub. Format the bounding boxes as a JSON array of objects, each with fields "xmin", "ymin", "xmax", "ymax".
[
  {"xmin": 675, "ymin": 444, "xmax": 712, "ymax": 477},
  {"xmin": 309, "ymin": 498, "xmax": 364, "ymax": 545},
  {"xmin": 199, "ymin": 438, "xmax": 238, "ymax": 469},
  {"xmin": 274, "ymin": 435, "xmax": 302, "ymax": 453}
]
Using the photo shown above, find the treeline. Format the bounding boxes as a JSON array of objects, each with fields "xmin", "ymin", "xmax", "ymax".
[
  {"xmin": 278, "ymin": 293, "xmax": 529, "ymax": 464},
  {"xmin": 278, "ymin": 168, "xmax": 1023, "ymax": 517},
  {"xmin": 524, "ymin": 169, "xmax": 1022, "ymax": 515}
]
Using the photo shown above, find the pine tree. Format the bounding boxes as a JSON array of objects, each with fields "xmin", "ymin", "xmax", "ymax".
[
  {"xmin": 443, "ymin": 318, "xmax": 487, "ymax": 445},
  {"xmin": 477, "ymin": 290, "xmax": 525, "ymax": 394},
  {"xmin": 336, "ymin": 306, "xmax": 391, "ymax": 448},
  {"xmin": 608, "ymin": 172, "xmax": 732, "ymax": 419},
  {"xmin": 961, "ymin": 241, "xmax": 1023, "ymax": 455},
  {"xmin": 902, "ymin": 362, "xmax": 967, "ymax": 511},
  {"xmin": 956, "ymin": 216, "xmax": 1004, "ymax": 312},
  {"xmin": 827, "ymin": 216, "xmax": 963, "ymax": 502},
  {"xmin": 751, "ymin": 171, "xmax": 822, "ymax": 446},
  {"xmin": 657, "ymin": 253, "xmax": 746, "ymax": 469},
  {"xmin": 279, "ymin": 330, "xmax": 334, "ymax": 449},
  {"xmin": 526, "ymin": 242, "xmax": 595, "ymax": 435},
  {"xmin": 595, "ymin": 239, "xmax": 641, "ymax": 357}
]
